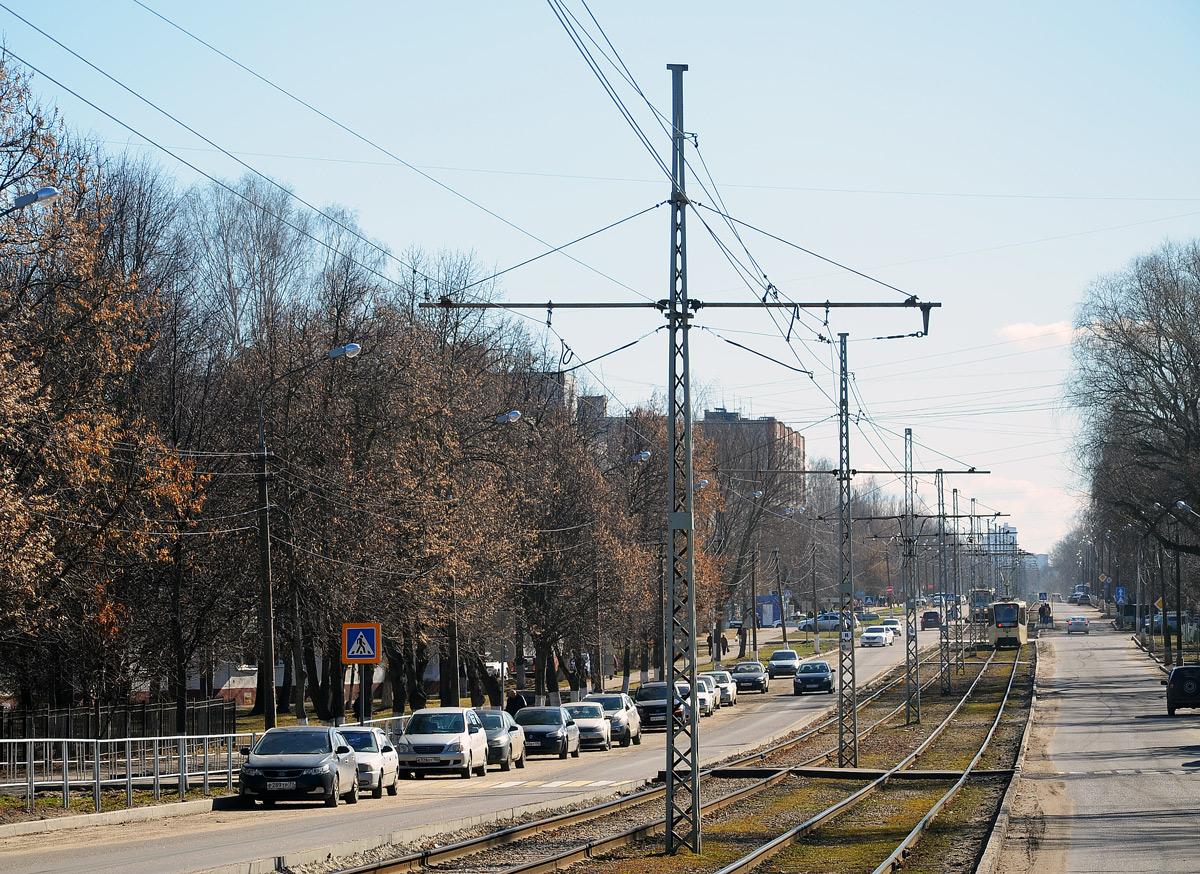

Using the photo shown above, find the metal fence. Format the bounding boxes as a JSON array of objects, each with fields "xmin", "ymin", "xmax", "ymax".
[
  {"xmin": 0, "ymin": 715, "xmax": 410, "ymax": 814},
  {"xmin": 0, "ymin": 699, "xmax": 237, "ymax": 741}
]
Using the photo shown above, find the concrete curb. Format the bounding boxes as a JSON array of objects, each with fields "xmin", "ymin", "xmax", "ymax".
[
  {"xmin": 0, "ymin": 798, "xmax": 217, "ymax": 839},
  {"xmin": 189, "ymin": 779, "xmax": 647, "ymax": 874},
  {"xmin": 973, "ymin": 640, "xmax": 1040, "ymax": 874}
]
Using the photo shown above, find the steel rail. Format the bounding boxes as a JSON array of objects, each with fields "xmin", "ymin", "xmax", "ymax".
[
  {"xmin": 871, "ymin": 649, "xmax": 1029, "ymax": 873},
  {"xmin": 710, "ymin": 648, "xmax": 1016, "ymax": 874}
]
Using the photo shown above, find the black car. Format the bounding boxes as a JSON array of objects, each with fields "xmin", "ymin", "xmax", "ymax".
[
  {"xmin": 920, "ymin": 610, "xmax": 942, "ymax": 630},
  {"xmin": 1163, "ymin": 665, "xmax": 1200, "ymax": 716},
  {"xmin": 731, "ymin": 661, "xmax": 770, "ymax": 693},
  {"xmin": 238, "ymin": 725, "xmax": 359, "ymax": 807},
  {"xmin": 513, "ymin": 706, "xmax": 581, "ymax": 758},
  {"xmin": 793, "ymin": 661, "xmax": 834, "ymax": 695},
  {"xmin": 634, "ymin": 682, "xmax": 687, "ymax": 729}
]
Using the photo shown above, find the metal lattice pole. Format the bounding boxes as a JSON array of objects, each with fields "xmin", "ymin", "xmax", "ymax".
[
  {"xmin": 836, "ymin": 333, "xmax": 858, "ymax": 767},
  {"xmin": 952, "ymin": 488, "xmax": 965, "ymax": 674},
  {"xmin": 937, "ymin": 471, "xmax": 951, "ymax": 694},
  {"xmin": 904, "ymin": 428, "xmax": 920, "ymax": 723},
  {"xmin": 664, "ymin": 62, "xmax": 700, "ymax": 856}
]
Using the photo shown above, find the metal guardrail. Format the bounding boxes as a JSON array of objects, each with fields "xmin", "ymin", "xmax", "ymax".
[{"xmin": 0, "ymin": 715, "xmax": 412, "ymax": 814}]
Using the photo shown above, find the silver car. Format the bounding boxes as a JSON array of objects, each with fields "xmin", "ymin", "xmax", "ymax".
[
  {"xmin": 700, "ymin": 670, "xmax": 737, "ymax": 706},
  {"xmin": 238, "ymin": 725, "xmax": 359, "ymax": 807},
  {"xmin": 340, "ymin": 726, "xmax": 400, "ymax": 798},
  {"xmin": 584, "ymin": 692, "xmax": 643, "ymax": 746}
]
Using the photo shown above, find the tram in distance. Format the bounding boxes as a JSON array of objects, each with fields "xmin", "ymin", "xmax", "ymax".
[{"xmin": 986, "ymin": 599, "xmax": 1028, "ymax": 648}]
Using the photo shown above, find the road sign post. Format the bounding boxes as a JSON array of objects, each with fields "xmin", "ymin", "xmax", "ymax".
[{"xmin": 343, "ymin": 623, "xmax": 381, "ymax": 725}]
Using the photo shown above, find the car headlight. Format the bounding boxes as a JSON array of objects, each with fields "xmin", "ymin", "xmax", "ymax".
[
  {"xmin": 444, "ymin": 741, "xmax": 463, "ymax": 753},
  {"xmin": 394, "ymin": 740, "xmax": 412, "ymax": 754},
  {"xmin": 548, "ymin": 728, "xmax": 565, "ymax": 739},
  {"xmin": 301, "ymin": 763, "xmax": 330, "ymax": 776},
  {"xmin": 241, "ymin": 766, "xmax": 263, "ymax": 777},
  {"xmin": 610, "ymin": 714, "xmax": 627, "ymax": 726}
]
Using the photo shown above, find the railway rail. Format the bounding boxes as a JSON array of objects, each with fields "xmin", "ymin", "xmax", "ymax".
[{"xmin": 310, "ymin": 644, "xmax": 1032, "ymax": 874}]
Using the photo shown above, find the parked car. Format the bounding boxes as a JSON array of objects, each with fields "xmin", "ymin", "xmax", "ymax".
[
  {"xmin": 1066, "ymin": 616, "xmax": 1090, "ymax": 635},
  {"xmin": 1145, "ymin": 613, "xmax": 1181, "ymax": 632},
  {"xmin": 394, "ymin": 707, "xmax": 488, "ymax": 779},
  {"xmin": 238, "ymin": 725, "xmax": 359, "ymax": 807},
  {"xmin": 920, "ymin": 610, "xmax": 942, "ymax": 630},
  {"xmin": 793, "ymin": 661, "xmax": 834, "ymax": 695},
  {"xmin": 860, "ymin": 625, "xmax": 895, "ymax": 647},
  {"xmin": 1163, "ymin": 665, "xmax": 1200, "ymax": 716},
  {"xmin": 855, "ymin": 611, "xmax": 882, "ymax": 623},
  {"xmin": 765, "ymin": 618, "xmax": 800, "ymax": 628},
  {"xmin": 767, "ymin": 649, "xmax": 801, "ymax": 678},
  {"xmin": 731, "ymin": 661, "xmax": 770, "ymax": 693},
  {"xmin": 473, "ymin": 708, "xmax": 526, "ymax": 771},
  {"xmin": 1076, "ymin": 593, "xmax": 1093, "ymax": 606},
  {"xmin": 340, "ymin": 726, "xmax": 400, "ymax": 798},
  {"xmin": 700, "ymin": 670, "xmax": 737, "ymax": 706},
  {"xmin": 694, "ymin": 675, "xmax": 719, "ymax": 715},
  {"xmin": 564, "ymin": 702, "xmax": 612, "ymax": 750},
  {"xmin": 882, "ymin": 617, "xmax": 903, "ymax": 637},
  {"xmin": 634, "ymin": 682, "xmax": 685, "ymax": 729},
  {"xmin": 585, "ymin": 692, "xmax": 643, "ymax": 746},
  {"xmin": 515, "ymin": 706, "xmax": 581, "ymax": 758}
]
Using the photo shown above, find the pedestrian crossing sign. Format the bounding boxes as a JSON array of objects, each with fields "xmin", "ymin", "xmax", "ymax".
[{"xmin": 342, "ymin": 623, "xmax": 382, "ymax": 664}]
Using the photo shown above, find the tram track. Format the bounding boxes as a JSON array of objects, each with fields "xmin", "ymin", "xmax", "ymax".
[{"xmin": 302, "ymin": 642, "xmax": 1031, "ymax": 874}]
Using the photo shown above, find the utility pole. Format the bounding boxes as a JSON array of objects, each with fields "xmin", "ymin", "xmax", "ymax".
[
  {"xmin": 903, "ymin": 428, "xmax": 919, "ymax": 723},
  {"xmin": 774, "ymin": 547, "xmax": 790, "ymax": 650},
  {"xmin": 836, "ymin": 333, "xmax": 858, "ymax": 767},
  {"xmin": 663, "ymin": 62, "xmax": 701, "ymax": 855},
  {"xmin": 937, "ymin": 471, "xmax": 951, "ymax": 694},
  {"xmin": 952, "ymin": 488, "xmax": 965, "ymax": 674},
  {"xmin": 750, "ymin": 545, "xmax": 759, "ymax": 659}
]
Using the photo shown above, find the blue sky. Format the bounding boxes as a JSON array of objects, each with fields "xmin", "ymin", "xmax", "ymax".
[{"xmin": 5, "ymin": 1, "xmax": 1199, "ymax": 554}]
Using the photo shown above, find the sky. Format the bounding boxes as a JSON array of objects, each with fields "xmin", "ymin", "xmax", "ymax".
[{"xmin": 3, "ymin": 1, "xmax": 1199, "ymax": 556}]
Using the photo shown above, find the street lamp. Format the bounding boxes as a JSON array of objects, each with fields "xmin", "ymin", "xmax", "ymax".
[
  {"xmin": 0, "ymin": 186, "xmax": 60, "ymax": 218},
  {"xmin": 257, "ymin": 342, "xmax": 360, "ymax": 729}
]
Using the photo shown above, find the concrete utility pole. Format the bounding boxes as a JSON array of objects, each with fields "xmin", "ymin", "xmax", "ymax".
[{"xmin": 663, "ymin": 62, "xmax": 701, "ymax": 855}]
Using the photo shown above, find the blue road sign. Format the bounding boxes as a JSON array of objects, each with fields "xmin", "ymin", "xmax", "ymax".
[
  {"xmin": 1115, "ymin": 586, "xmax": 1126, "ymax": 605},
  {"xmin": 342, "ymin": 623, "xmax": 381, "ymax": 664}
]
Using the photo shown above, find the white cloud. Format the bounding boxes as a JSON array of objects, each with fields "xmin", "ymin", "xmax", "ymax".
[{"xmin": 997, "ymin": 321, "xmax": 1075, "ymax": 350}]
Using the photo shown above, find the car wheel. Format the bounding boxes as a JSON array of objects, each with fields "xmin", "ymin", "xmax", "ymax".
[
  {"xmin": 372, "ymin": 770, "xmax": 384, "ymax": 799},
  {"xmin": 414, "ymin": 771, "xmax": 426, "ymax": 779},
  {"xmin": 386, "ymin": 770, "xmax": 399, "ymax": 796},
  {"xmin": 603, "ymin": 737, "xmax": 611, "ymax": 751},
  {"xmin": 793, "ymin": 689, "xmax": 801, "ymax": 696},
  {"xmin": 1184, "ymin": 678, "xmax": 1200, "ymax": 696},
  {"xmin": 501, "ymin": 748, "xmax": 512, "ymax": 772},
  {"xmin": 571, "ymin": 741, "xmax": 580, "ymax": 758},
  {"xmin": 261, "ymin": 798, "xmax": 274, "ymax": 807},
  {"xmin": 515, "ymin": 749, "xmax": 526, "ymax": 769},
  {"xmin": 632, "ymin": 729, "xmax": 642, "ymax": 746},
  {"xmin": 1168, "ymin": 704, "xmax": 1176, "ymax": 716},
  {"xmin": 475, "ymin": 756, "xmax": 487, "ymax": 777},
  {"xmin": 559, "ymin": 741, "xmax": 569, "ymax": 760},
  {"xmin": 828, "ymin": 688, "xmax": 835, "ymax": 694},
  {"xmin": 620, "ymin": 730, "xmax": 631, "ymax": 748},
  {"xmin": 326, "ymin": 775, "xmax": 339, "ymax": 808},
  {"xmin": 345, "ymin": 775, "xmax": 359, "ymax": 804}
]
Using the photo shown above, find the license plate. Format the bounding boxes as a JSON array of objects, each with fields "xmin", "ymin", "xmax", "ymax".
[
  {"xmin": 266, "ymin": 781, "xmax": 295, "ymax": 791},
  {"xmin": 416, "ymin": 757, "xmax": 439, "ymax": 765},
  {"xmin": 650, "ymin": 715, "xmax": 665, "ymax": 722},
  {"xmin": 527, "ymin": 741, "xmax": 543, "ymax": 747}
]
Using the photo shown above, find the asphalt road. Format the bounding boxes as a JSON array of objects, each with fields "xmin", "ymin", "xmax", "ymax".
[
  {"xmin": 998, "ymin": 606, "xmax": 1200, "ymax": 874},
  {"xmin": 0, "ymin": 631, "xmax": 930, "ymax": 874}
]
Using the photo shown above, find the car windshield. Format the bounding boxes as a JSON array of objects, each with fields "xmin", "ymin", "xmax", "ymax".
[
  {"xmin": 696, "ymin": 678, "xmax": 712, "ymax": 691},
  {"xmin": 406, "ymin": 712, "xmax": 465, "ymax": 734},
  {"xmin": 866, "ymin": 626, "xmax": 886, "ymax": 634},
  {"xmin": 515, "ymin": 708, "xmax": 564, "ymax": 726},
  {"xmin": 708, "ymin": 672, "xmax": 731, "ymax": 683},
  {"xmin": 993, "ymin": 603, "xmax": 1019, "ymax": 624},
  {"xmin": 733, "ymin": 663, "xmax": 763, "ymax": 673},
  {"xmin": 770, "ymin": 651, "xmax": 797, "ymax": 661},
  {"xmin": 477, "ymin": 712, "xmax": 505, "ymax": 730},
  {"xmin": 254, "ymin": 730, "xmax": 331, "ymax": 756},
  {"xmin": 636, "ymin": 685, "xmax": 669, "ymax": 701},
  {"xmin": 565, "ymin": 704, "xmax": 604, "ymax": 720},
  {"xmin": 799, "ymin": 663, "xmax": 829, "ymax": 674},
  {"xmin": 588, "ymin": 695, "xmax": 623, "ymax": 710},
  {"xmin": 340, "ymin": 731, "xmax": 379, "ymax": 752}
]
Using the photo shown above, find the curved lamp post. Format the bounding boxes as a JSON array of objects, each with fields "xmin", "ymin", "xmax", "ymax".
[
  {"xmin": 0, "ymin": 186, "xmax": 60, "ymax": 218},
  {"xmin": 257, "ymin": 343, "xmax": 360, "ymax": 728}
]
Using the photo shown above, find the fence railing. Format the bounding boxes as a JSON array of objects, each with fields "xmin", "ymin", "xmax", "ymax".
[
  {"xmin": 0, "ymin": 699, "xmax": 237, "ymax": 741},
  {"xmin": 0, "ymin": 715, "xmax": 411, "ymax": 815}
]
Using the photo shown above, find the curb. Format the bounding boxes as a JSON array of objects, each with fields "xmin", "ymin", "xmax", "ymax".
[
  {"xmin": 0, "ymin": 798, "xmax": 217, "ymax": 839},
  {"xmin": 189, "ymin": 779, "xmax": 647, "ymax": 874},
  {"xmin": 973, "ymin": 639, "xmax": 1040, "ymax": 874}
]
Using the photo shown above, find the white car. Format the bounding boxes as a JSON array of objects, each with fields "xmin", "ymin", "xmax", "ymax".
[
  {"xmin": 700, "ymin": 670, "xmax": 737, "ymax": 706},
  {"xmin": 563, "ymin": 702, "xmax": 612, "ymax": 750},
  {"xmin": 881, "ymin": 617, "xmax": 902, "ymax": 635},
  {"xmin": 695, "ymin": 675, "xmax": 719, "ymax": 713},
  {"xmin": 394, "ymin": 707, "xmax": 489, "ymax": 779},
  {"xmin": 584, "ymin": 692, "xmax": 643, "ymax": 746},
  {"xmin": 340, "ymin": 726, "xmax": 400, "ymax": 798},
  {"xmin": 860, "ymin": 625, "xmax": 895, "ymax": 647}
]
